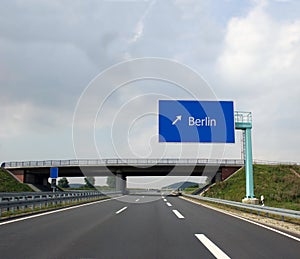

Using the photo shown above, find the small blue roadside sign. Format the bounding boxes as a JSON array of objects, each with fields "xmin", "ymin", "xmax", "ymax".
[
  {"xmin": 159, "ymin": 100, "xmax": 235, "ymax": 143},
  {"xmin": 50, "ymin": 167, "xmax": 58, "ymax": 179}
]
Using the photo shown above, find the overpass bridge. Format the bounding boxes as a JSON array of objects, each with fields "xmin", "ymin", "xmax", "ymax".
[{"xmin": 2, "ymin": 159, "xmax": 243, "ymax": 193}]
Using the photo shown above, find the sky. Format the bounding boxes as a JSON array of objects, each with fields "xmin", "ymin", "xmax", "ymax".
[{"xmin": 0, "ymin": 0, "xmax": 299, "ymax": 187}]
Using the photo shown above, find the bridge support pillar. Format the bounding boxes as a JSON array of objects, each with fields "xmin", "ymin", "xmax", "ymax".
[
  {"xmin": 116, "ymin": 172, "xmax": 127, "ymax": 195},
  {"xmin": 211, "ymin": 168, "xmax": 222, "ymax": 184}
]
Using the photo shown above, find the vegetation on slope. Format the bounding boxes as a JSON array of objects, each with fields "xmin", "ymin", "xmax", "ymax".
[
  {"xmin": 204, "ymin": 164, "xmax": 300, "ymax": 210},
  {"xmin": 0, "ymin": 168, "xmax": 33, "ymax": 192}
]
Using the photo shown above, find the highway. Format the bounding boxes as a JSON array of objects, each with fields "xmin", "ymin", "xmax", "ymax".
[{"xmin": 0, "ymin": 194, "xmax": 299, "ymax": 259}]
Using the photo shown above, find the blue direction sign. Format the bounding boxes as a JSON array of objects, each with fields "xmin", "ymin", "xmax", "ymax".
[
  {"xmin": 50, "ymin": 167, "xmax": 58, "ymax": 179},
  {"xmin": 159, "ymin": 100, "xmax": 235, "ymax": 143}
]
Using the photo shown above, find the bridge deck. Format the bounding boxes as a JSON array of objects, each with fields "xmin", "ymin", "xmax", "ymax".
[{"xmin": 2, "ymin": 158, "xmax": 244, "ymax": 169}]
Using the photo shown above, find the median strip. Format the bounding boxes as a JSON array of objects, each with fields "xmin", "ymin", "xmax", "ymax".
[
  {"xmin": 116, "ymin": 207, "xmax": 127, "ymax": 214},
  {"xmin": 172, "ymin": 209, "xmax": 184, "ymax": 219},
  {"xmin": 195, "ymin": 234, "xmax": 230, "ymax": 259}
]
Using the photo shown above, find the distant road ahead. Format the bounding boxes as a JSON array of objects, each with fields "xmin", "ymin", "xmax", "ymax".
[{"xmin": 0, "ymin": 194, "xmax": 299, "ymax": 258}]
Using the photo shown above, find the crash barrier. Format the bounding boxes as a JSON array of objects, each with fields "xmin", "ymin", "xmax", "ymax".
[
  {"xmin": 182, "ymin": 194, "xmax": 300, "ymax": 221},
  {"xmin": 0, "ymin": 191, "xmax": 121, "ymax": 218}
]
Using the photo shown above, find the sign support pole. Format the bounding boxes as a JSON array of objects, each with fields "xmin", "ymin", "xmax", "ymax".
[
  {"xmin": 245, "ymin": 128, "xmax": 254, "ymax": 198},
  {"xmin": 159, "ymin": 102, "xmax": 257, "ymax": 204},
  {"xmin": 235, "ymin": 112, "xmax": 258, "ymax": 204},
  {"xmin": 50, "ymin": 167, "xmax": 59, "ymax": 193}
]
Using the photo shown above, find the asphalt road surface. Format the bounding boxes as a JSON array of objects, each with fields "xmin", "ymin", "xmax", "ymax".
[{"xmin": 0, "ymin": 194, "xmax": 299, "ymax": 259}]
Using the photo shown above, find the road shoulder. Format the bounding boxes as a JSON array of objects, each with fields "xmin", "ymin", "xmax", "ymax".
[{"xmin": 180, "ymin": 196, "xmax": 300, "ymax": 240}]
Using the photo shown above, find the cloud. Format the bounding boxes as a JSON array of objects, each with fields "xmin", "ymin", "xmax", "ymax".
[
  {"xmin": 128, "ymin": 0, "xmax": 156, "ymax": 44},
  {"xmin": 217, "ymin": 0, "xmax": 300, "ymax": 101},
  {"xmin": 130, "ymin": 20, "xmax": 144, "ymax": 44},
  {"xmin": 273, "ymin": 0, "xmax": 291, "ymax": 2},
  {"xmin": 217, "ymin": 0, "xmax": 300, "ymax": 161},
  {"xmin": 0, "ymin": 0, "xmax": 299, "ymax": 165},
  {"xmin": 218, "ymin": 1, "xmax": 300, "ymax": 87},
  {"xmin": 0, "ymin": 101, "xmax": 34, "ymax": 138},
  {"xmin": 0, "ymin": 0, "xmax": 150, "ymax": 150}
]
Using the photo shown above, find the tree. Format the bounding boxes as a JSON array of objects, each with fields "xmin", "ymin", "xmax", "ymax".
[
  {"xmin": 58, "ymin": 177, "xmax": 69, "ymax": 188},
  {"xmin": 84, "ymin": 176, "xmax": 95, "ymax": 188},
  {"xmin": 106, "ymin": 176, "xmax": 116, "ymax": 188}
]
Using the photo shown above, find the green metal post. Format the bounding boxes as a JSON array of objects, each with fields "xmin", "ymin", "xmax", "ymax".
[{"xmin": 245, "ymin": 128, "xmax": 254, "ymax": 198}]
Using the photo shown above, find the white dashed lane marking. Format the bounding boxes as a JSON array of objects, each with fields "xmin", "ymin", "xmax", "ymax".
[
  {"xmin": 195, "ymin": 234, "xmax": 230, "ymax": 259},
  {"xmin": 116, "ymin": 207, "xmax": 127, "ymax": 214},
  {"xmin": 172, "ymin": 209, "xmax": 185, "ymax": 219}
]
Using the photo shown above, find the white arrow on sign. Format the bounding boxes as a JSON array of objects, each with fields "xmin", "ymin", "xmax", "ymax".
[{"xmin": 172, "ymin": 115, "xmax": 182, "ymax": 125}]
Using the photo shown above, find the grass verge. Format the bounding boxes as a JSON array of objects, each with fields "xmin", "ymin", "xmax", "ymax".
[
  {"xmin": 204, "ymin": 164, "xmax": 300, "ymax": 211},
  {"xmin": 0, "ymin": 168, "xmax": 33, "ymax": 192}
]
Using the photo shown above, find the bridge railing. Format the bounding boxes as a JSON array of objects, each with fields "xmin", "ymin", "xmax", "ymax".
[
  {"xmin": 2, "ymin": 158, "xmax": 245, "ymax": 169},
  {"xmin": 2, "ymin": 158, "xmax": 299, "ymax": 169},
  {"xmin": 182, "ymin": 194, "xmax": 300, "ymax": 221},
  {"xmin": 253, "ymin": 160, "xmax": 300, "ymax": 166}
]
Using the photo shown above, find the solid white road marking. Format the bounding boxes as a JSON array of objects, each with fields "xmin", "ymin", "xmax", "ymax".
[
  {"xmin": 166, "ymin": 202, "xmax": 172, "ymax": 207},
  {"xmin": 172, "ymin": 209, "xmax": 185, "ymax": 219},
  {"xmin": 181, "ymin": 197, "xmax": 300, "ymax": 243},
  {"xmin": 135, "ymin": 199, "xmax": 140, "ymax": 202},
  {"xmin": 116, "ymin": 207, "xmax": 128, "ymax": 214},
  {"xmin": 195, "ymin": 234, "xmax": 231, "ymax": 259},
  {"xmin": 163, "ymin": 199, "xmax": 167, "ymax": 202},
  {"xmin": 0, "ymin": 196, "xmax": 125, "ymax": 226}
]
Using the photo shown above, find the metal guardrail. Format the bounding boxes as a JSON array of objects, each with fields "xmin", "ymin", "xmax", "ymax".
[
  {"xmin": 0, "ymin": 191, "xmax": 121, "ymax": 218},
  {"xmin": 1, "ymin": 158, "xmax": 245, "ymax": 169},
  {"xmin": 182, "ymin": 194, "xmax": 300, "ymax": 220}
]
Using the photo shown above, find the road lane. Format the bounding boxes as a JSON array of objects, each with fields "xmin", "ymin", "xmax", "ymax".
[
  {"xmin": 169, "ymin": 196, "xmax": 300, "ymax": 259},
  {"xmin": 53, "ymin": 195, "xmax": 213, "ymax": 259},
  {"xmin": 0, "ymin": 195, "xmax": 213, "ymax": 259},
  {"xmin": 0, "ymin": 194, "xmax": 299, "ymax": 259},
  {"xmin": 0, "ymin": 196, "xmax": 131, "ymax": 259}
]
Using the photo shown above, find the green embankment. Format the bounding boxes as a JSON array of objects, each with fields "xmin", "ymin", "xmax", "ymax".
[
  {"xmin": 204, "ymin": 164, "xmax": 300, "ymax": 211},
  {"xmin": 0, "ymin": 168, "xmax": 33, "ymax": 192}
]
